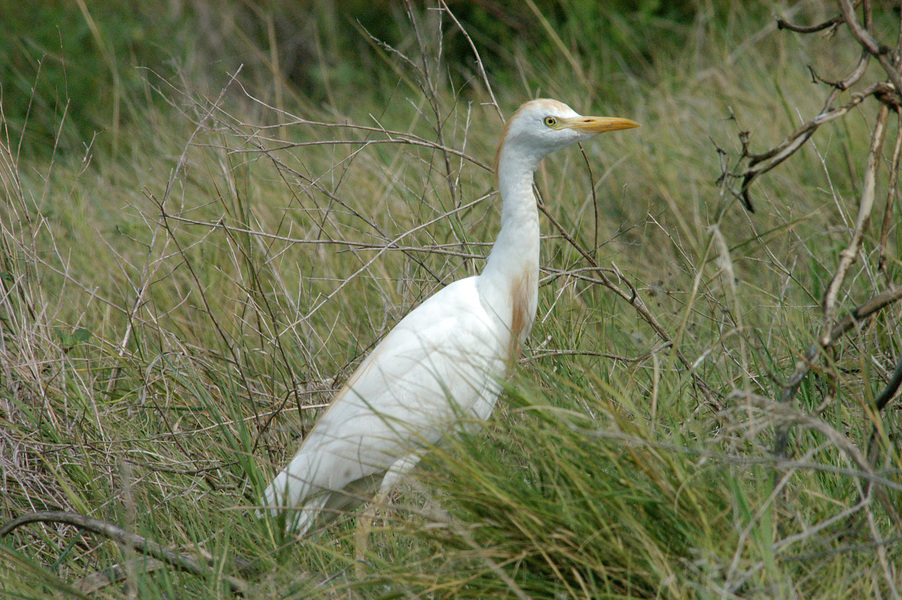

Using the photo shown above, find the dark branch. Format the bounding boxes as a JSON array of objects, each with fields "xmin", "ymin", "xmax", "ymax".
[
  {"xmin": 875, "ymin": 354, "xmax": 902, "ymax": 411},
  {"xmin": 737, "ymin": 82, "xmax": 884, "ymax": 210},
  {"xmin": 777, "ymin": 14, "xmax": 843, "ymax": 34}
]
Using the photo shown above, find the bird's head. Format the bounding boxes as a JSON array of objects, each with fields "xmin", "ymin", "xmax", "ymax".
[{"xmin": 495, "ymin": 99, "xmax": 639, "ymax": 175}]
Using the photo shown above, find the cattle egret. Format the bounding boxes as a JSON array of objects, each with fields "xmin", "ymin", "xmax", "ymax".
[{"xmin": 261, "ymin": 99, "xmax": 638, "ymax": 536}]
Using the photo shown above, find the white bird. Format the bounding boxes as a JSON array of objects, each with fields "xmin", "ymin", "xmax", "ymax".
[{"xmin": 261, "ymin": 99, "xmax": 638, "ymax": 535}]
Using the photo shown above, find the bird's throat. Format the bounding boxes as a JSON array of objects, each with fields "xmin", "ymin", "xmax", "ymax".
[{"xmin": 480, "ymin": 151, "xmax": 541, "ymax": 348}]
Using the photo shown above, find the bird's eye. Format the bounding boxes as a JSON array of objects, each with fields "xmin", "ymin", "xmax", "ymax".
[{"xmin": 543, "ymin": 116, "xmax": 557, "ymax": 128}]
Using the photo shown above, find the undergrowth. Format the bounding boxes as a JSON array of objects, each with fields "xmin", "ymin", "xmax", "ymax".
[{"xmin": 1, "ymin": 1, "xmax": 900, "ymax": 598}]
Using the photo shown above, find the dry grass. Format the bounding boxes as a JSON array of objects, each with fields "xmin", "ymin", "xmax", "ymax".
[{"xmin": 1, "ymin": 1, "xmax": 901, "ymax": 598}]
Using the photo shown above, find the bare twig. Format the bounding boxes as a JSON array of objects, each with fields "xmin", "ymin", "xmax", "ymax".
[
  {"xmin": 575, "ymin": 143, "xmax": 601, "ymax": 259},
  {"xmin": 102, "ymin": 221, "xmax": 170, "ymax": 399},
  {"xmin": 878, "ymin": 108, "xmax": 902, "ymax": 275},
  {"xmin": 0, "ymin": 511, "xmax": 251, "ymax": 594},
  {"xmin": 154, "ymin": 198, "xmax": 259, "ymax": 421},
  {"xmin": 403, "ymin": 0, "xmax": 458, "ymax": 211},
  {"xmin": 866, "ymin": 352, "xmax": 902, "ymax": 473},
  {"xmin": 875, "ymin": 354, "xmax": 902, "ymax": 411},
  {"xmin": 821, "ymin": 103, "xmax": 890, "ymax": 341},
  {"xmin": 738, "ymin": 4, "xmax": 902, "ymax": 479},
  {"xmin": 777, "ymin": 14, "xmax": 843, "ymax": 34},
  {"xmin": 437, "ymin": 0, "xmax": 502, "ymax": 120},
  {"xmin": 779, "ymin": 534, "xmax": 902, "ymax": 562},
  {"xmin": 210, "ymin": 91, "xmax": 474, "ymax": 289},
  {"xmin": 525, "ymin": 342, "xmax": 672, "ymax": 364},
  {"xmin": 734, "ymin": 0, "xmax": 902, "ymax": 209},
  {"xmin": 772, "ymin": 496, "xmax": 871, "ymax": 552},
  {"xmin": 581, "ymin": 423, "xmax": 902, "ymax": 491},
  {"xmin": 738, "ymin": 83, "xmax": 879, "ymax": 208},
  {"xmin": 839, "ymin": 0, "xmax": 902, "ymax": 93},
  {"xmin": 234, "ymin": 87, "xmax": 492, "ymax": 172},
  {"xmin": 143, "ymin": 213, "xmax": 488, "ymax": 259}
]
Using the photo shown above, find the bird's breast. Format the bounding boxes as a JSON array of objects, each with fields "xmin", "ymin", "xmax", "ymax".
[{"xmin": 508, "ymin": 269, "xmax": 537, "ymax": 359}]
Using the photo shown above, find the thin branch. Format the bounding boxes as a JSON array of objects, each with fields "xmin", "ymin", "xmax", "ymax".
[
  {"xmin": 575, "ymin": 143, "xmax": 601, "ymax": 259},
  {"xmin": 739, "ymin": 83, "xmax": 880, "ymax": 208},
  {"xmin": 875, "ymin": 354, "xmax": 902, "ymax": 411},
  {"xmin": 157, "ymin": 213, "xmax": 488, "ymax": 259},
  {"xmin": 821, "ymin": 103, "xmax": 890, "ymax": 341},
  {"xmin": 155, "ymin": 199, "xmax": 257, "ymax": 412},
  {"xmin": 438, "ymin": 0, "xmax": 502, "ymax": 121},
  {"xmin": 866, "ymin": 352, "xmax": 902, "ymax": 515},
  {"xmin": 403, "ymin": 0, "xmax": 459, "ymax": 213},
  {"xmin": 867, "ymin": 495, "xmax": 902, "ymax": 600},
  {"xmin": 0, "ymin": 511, "xmax": 251, "ymax": 594},
  {"xmin": 780, "ymin": 534, "xmax": 902, "ymax": 562},
  {"xmin": 807, "ymin": 49, "xmax": 871, "ymax": 91},
  {"xmin": 524, "ymin": 342, "xmax": 672, "ymax": 364},
  {"xmin": 878, "ymin": 108, "xmax": 902, "ymax": 274},
  {"xmin": 731, "ymin": 0, "xmax": 902, "ymax": 210},
  {"xmin": 227, "ymin": 85, "xmax": 492, "ymax": 173},
  {"xmin": 839, "ymin": 0, "xmax": 902, "ymax": 93},
  {"xmin": 776, "ymin": 14, "xmax": 843, "ymax": 34}
]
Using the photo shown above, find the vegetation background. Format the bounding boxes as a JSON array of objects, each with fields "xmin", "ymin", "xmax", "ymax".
[{"xmin": 1, "ymin": 0, "xmax": 900, "ymax": 598}]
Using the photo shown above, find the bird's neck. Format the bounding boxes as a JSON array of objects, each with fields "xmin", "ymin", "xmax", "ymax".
[
  {"xmin": 483, "ymin": 152, "xmax": 541, "ymax": 280},
  {"xmin": 479, "ymin": 146, "xmax": 541, "ymax": 349}
]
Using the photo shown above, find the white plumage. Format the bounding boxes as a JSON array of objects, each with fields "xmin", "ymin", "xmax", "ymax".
[{"xmin": 262, "ymin": 99, "xmax": 638, "ymax": 535}]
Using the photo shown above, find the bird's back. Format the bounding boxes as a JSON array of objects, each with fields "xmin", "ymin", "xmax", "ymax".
[{"xmin": 262, "ymin": 275, "xmax": 510, "ymax": 533}]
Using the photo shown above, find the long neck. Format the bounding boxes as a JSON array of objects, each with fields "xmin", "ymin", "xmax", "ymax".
[
  {"xmin": 478, "ymin": 144, "xmax": 541, "ymax": 349},
  {"xmin": 482, "ymin": 152, "xmax": 541, "ymax": 281}
]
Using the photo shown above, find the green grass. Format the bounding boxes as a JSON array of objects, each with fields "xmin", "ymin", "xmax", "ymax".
[{"xmin": 2, "ymin": 1, "xmax": 901, "ymax": 598}]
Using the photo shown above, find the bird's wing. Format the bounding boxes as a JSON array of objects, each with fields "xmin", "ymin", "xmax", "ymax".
[{"xmin": 263, "ymin": 276, "xmax": 508, "ymax": 519}]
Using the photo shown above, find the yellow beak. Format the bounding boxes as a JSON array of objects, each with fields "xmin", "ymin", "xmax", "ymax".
[{"xmin": 564, "ymin": 116, "xmax": 640, "ymax": 133}]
